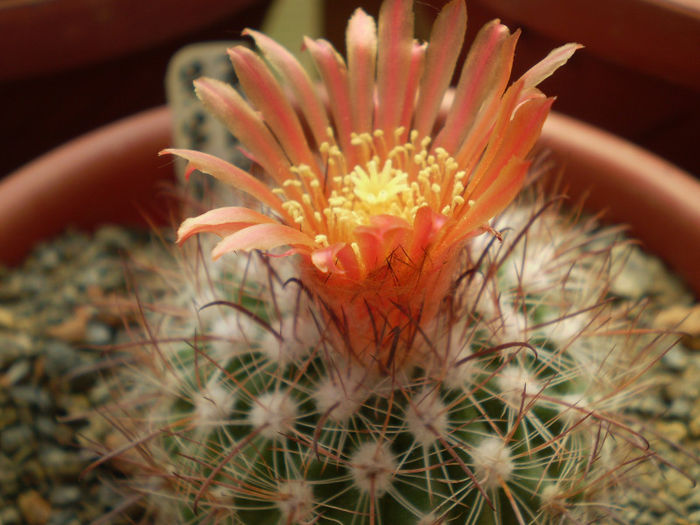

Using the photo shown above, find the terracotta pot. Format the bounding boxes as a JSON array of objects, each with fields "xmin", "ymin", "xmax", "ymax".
[
  {"xmin": 0, "ymin": 0, "xmax": 264, "ymax": 81},
  {"xmin": 1, "ymin": 107, "xmax": 698, "ymax": 298},
  {"xmin": 0, "ymin": 106, "xmax": 176, "ymax": 266}
]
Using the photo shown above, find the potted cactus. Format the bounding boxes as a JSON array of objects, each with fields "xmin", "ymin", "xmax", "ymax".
[{"xmin": 79, "ymin": 0, "xmax": 700, "ymax": 524}]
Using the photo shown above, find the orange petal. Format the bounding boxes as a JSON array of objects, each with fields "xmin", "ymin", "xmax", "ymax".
[
  {"xmin": 355, "ymin": 215, "xmax": 411, "ymax": 270},
  {"xmin": 413, "ymin": 0, "xmax": 467, "ymax": 138},
  {"xmin": 228, "ymin": 46, "xmax": 318, "ymax": 172},
  {"xmin": 445, "ymin": 157, "xmax": 529, "ymax": 247},
  {"xmin": 520, "ymin": 43, "xmax": 582, "ymax": 90},
  {"xmin": 311, "ymin": 243, "xmax": 347, "ymax": 274},
  {"xmin": 244, "ymin": 29, "xmax": 331, "ymax": 148},
  {"xmin": 459, "ymin": 78, "xmax": 526, "ymax": 190},
  {"xmin": 304, "ymin": 37, "xmax": 355, "ymax": 161},
  {"xmin": 467, "ymin": 95, "xmax": 554, "ymax": 202},
  {"xmin": 375, "ymin": 0, "xmax": 414, "ymax": 133},
  {"xmin": 346, "ymin": 8, "xmax": 377, "ymax": 133},
  {"xmin": 177, "ymin": 207, "xmax": 278, "ymax": 244},
  {"xmin": 410, "ymin": 205, "xmax": 448, "ymax": 256},
  {"xmin": 398, "ymin": 41, "xmax": 426, "ymax": 142},
  {"xmin": 434, "ymin": 21, "xmax": 517, "ymax": 154},
  {"xmin": 193, "ymin": 77, "xmax": 290, "ymax": 184},
  {"xmin": 160, "ymin": 149, "xmax": 289, "ymax": 220},
  {"xmin": 211, "ymin": 223, "xmax": 315, "ymax": 259}
]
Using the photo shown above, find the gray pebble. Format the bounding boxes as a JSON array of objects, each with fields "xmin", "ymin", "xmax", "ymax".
[
  {"xmin": 44, "ymin": 340, "xmax": 81, "ymax": 377},
  {"xmin": 34, "ymin": 416, "xmax": 57, "ymax": 439},
  {"xmin": 0, "ymin": 453, "xmax": 19, "ymax": 495},
  {"xmin": 0, "ymin": 405, "xmax": 17, "ymax": 429},
  {"xmin": 0, "ymin": 425, "xmax": 34, "ymax": 454},
  {"xmin": 39, "ymin": 447, "xmax": 85, "ymax": 478},
  {"xmin": 630, "ymin": 394, "xmax": 667, "ymax": 416},
  {"xmin": 9, "ymin": 385, "xmax": 51, "ymax": 410},
  {"xmin": 668, "ymin": 397, "xmax": 693, "ymax": 419},
  {"xmin": 0, "ymin": 506, "xmax": 21, "ymax": 525},
  {"xmin": 2, "ymin": 358, "xmax": 31, "ymax": 386},
  {"xmin": 0, "ymin": 333, "xmax": 35, "ymax": 368},
  {"xmin": 49, "ymin": 514, "xmax": 82, "ymax": 525},
  {"xmin": 38, "ymin": 246, "xmax": 61, "ymax": 268},
  {"xmin": 661, "ymin": 345, "xmax": 689, "ymax": 371},
  {"xmin": 50, "ymin": 485, "xmax": 82, "ymax": 506},
  {"xmin": 85, "ymin": 321, "xmax": 112, "ymax": 346}
]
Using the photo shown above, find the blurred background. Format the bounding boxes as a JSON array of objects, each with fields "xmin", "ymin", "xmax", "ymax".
[{"xmin": 1, "ymin": 0, "xmax": 698, "ymax": 178}]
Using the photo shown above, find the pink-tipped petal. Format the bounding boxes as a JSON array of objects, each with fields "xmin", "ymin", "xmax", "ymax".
[
  {"xmin": 228, "ymin": 46, "xmax": 318, "ymax": 171},
  {"xmin": 413, "ymin": 0, "xmax": 467, "ymax": 138},
  {"xmin": 212, "ymin": 223, "xmax": 315, "ymax": 259},
  {"xmin": 411, "ymin": 205, "xmax": 448, "ymax": 254},
  {"xmin": 346, "ymin": 8, "xmax": 377, "ymax": 133},
  {"xmin": 311, "ymin": 243, "xmax": 347, "ymax": 274},
  {"xmin": 398, "ymin": 42, "xmax": 426, "ymax": 142},
  {"xmin": 304, "ymin": 37, "xmax": 354, "ymax": 158},
  {"xmin": 176, "ymin": 207, "xmax": 278, "ymax": 244},
  {"xmin": 467, "ymin": 96, "xmax": 554, "ymax": 201},
  {"xmin": 354, "ymin": 214, "xmax": 411, "ymax": 271},
  {"xmin": 434, "ymin": 21, "xmax": 517, "ymax": 153},
  {"xmin": 160, "ymin": 149, "xmax": 288, "ymax": 219},
  {"xmin": 520, "ymin": 43, "xmax": 582, "ymax": 90},
  {"xmin": 445, "ymin": 157, "xmax": 529, "ymax": 247},
  {"xmin": 375, "ymin": 0, "xmax": 414, "ymax": 133},
  {"xmin": 244, "ymin": 29, "xmax": 331, "ymax": 148},
  {"xmin": 457, "ymin": 77, "xmax": 526, "ymax": 184},
  {"xmin": 193, "ymin": 77, "xmax": 290, "ymax": 184}
]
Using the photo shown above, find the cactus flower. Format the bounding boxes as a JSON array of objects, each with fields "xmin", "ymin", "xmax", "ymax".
[{"xmin": 164, "ymin": 0, "xmax": 579, "ymax": 369}]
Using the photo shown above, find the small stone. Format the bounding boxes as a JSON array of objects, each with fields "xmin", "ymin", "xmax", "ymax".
[
  {"xmin": 661, "ymin": 345, "xmax": 689, "ymax": 372},
  {"xmin": 85, "ymin": 321, "xmax": 112, "ymax": 345},
  {"xmin": 0, "ymin": 453, "xmax": 19, "ymax": 495},
  {"xmin": 33, "ymin": 416, "xmax": 57, "ymax": 438},
  {"xmin": 18, "ymin": 490, "xmax": 52, "ymax": 525},
  {"xmin": 20, "ymin": 458, "xmax": 46, "ymax": 489},
  {"xmin": 0, "ymin": 405, "xmax": 17, "ymax": 428},
  {"xmin": 630, "ymin": 394, "xmax": 667, "ymax": 416},
  {"xmin": 688, "ymin": 511, "xmax": 700, "ymax": 523},
  {"xmin": 49, "ymin": 485, "xmax": 82, "ymax": 506},
  {"xmin": 668, "ymin": 398, "xmax": 693, "ymax": 419},
  {"xmin": 57, "ymin": 393, "xmax": 91, "ymax": 418},
  {"xmin": 0, "ymin": 506, "xmax": 21, "ymax": 525},
  {"xmin": 0, "ymin": 333, "xmax": 34, "ymax": 368},
  {"xmin": 9, "ymin": 385, "xmax": 51, "ymax": 410},
  {"xmin": 665, "ymin": 366, "xmax": 700, "ymax": 400},
  {"xmin": 689, "ymin": 414, "xmax": 700, "ymax": 437},
  {"xmin": 654, "ymin": 421, "xmax": 688, "ymax": 443},
  {"xmin": 39, "ymin": 447, "xmax": 85, "ymax": 478},
  {"xmin": 666, "ymin": 469, "xmax": 694, "ymax": 500},
  {"xmin": 43, "ymin": 340, "xmax": 81, "ymax": 377},
  {"xmin": 655, "ymin": 304, "xmax": 700, "ymax": 351},
  {"xmin": 649, "ymin": 495, "xmax": 670, "ymax": 514},
  {"xmin": 0, "ymin": 425, "xmax": 34, "ymax": 453},
  {"xmin": 1, "ymin": 358, "xmax": 31, "ymax": 386},
  {"xmin": 44, "ymin": 306, "xmax": 92, "ymax": 343}
]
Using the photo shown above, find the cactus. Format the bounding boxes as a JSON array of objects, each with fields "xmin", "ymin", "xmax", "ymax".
[
  {"xmin": 101, "ymin": 189, "xmax": 676, "ymax": 524},
  {"xmin": 97, "ymin": 1, "xmax": 680, "ymax": 523}
]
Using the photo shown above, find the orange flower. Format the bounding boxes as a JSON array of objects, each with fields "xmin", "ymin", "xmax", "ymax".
[{"xmin": 164, "ymin": 0, "xmax": 578, "ymax": 369}]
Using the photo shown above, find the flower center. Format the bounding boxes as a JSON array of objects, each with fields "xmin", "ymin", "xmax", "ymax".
[
  {"xmin": 275, "ymin": 128, "xmax": 469, "ymax": 249},
  {"xmin": 350, "ymin": 160, "xmax": 409, "ymax": 213}
]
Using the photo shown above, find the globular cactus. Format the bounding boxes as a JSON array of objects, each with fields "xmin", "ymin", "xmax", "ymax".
[
  {"xmin": 98, "ymin": 1, "xmax": 678, "ymax": 523},
  {"xmin": 103, "ymin": 191, "xmax": 673, "ymax": 524}
]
